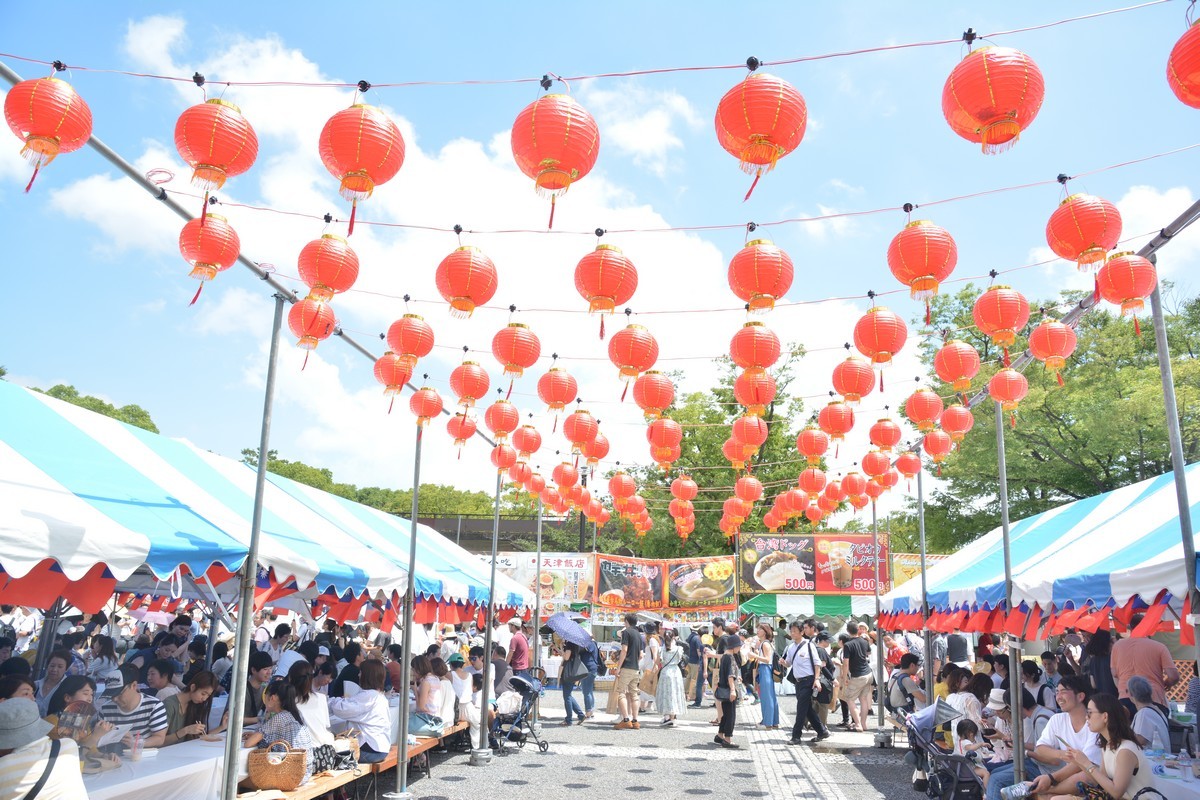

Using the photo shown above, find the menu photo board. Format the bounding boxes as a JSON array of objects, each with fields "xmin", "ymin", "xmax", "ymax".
[
  {"xmin": 666, "ymin": 556, "xmax": 737, "ymax": 611},
  {"xmin": 480, "ymin": 552, "xmax": 593, "ymax": 617},
  {"xmin": 740, "ymin": 533, "xmax": 889, "ymax": 595},
  {"xmin": 594, "ymin": 554, "xmax": 664, "ymax": 611}
]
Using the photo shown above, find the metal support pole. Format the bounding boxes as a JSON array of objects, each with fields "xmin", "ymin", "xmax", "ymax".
[
  {"xmin": 531, "ymin": 498, "xmax": 543, "ymax": 728},
  {"xmin": 1148, "ymin": 277, "xmax": 1200, "ymax": 664},
  {"xmin": 917, "ymin": 464, "xmax": 934, "ymax": 694},
  {"xmin": 592, "ymin": 520, "xmax": 598, "ymax": 554},
  {"xmin": 221, "ymin": 293, "xmax": 285, "ymax": 800},
  {"xmin": 578, "ymin": 468, "xmax": 588, "ymax": 552},
  {"xmin": 872, "ymin": 502, "xmax": 885, "ymax": 730},
  {"xmin": 995, "ymin": 401, "xmax": 1025, "ymax": 783},
  {"xmin": 205, "ymin": 607, "xmax": 218, "ymax": 668},
  {"xmin": 470, "ymin": 471, "xmax": 503, "ymax": 766},
  {"xmin": 456, "ymin": 515, "xmax": 462, "ymax": 546},
  {"xmin": 384, "ymin": 421, "xmax": 424, "ymax": 800}
]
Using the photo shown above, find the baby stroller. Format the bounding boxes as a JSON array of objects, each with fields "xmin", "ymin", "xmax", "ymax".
[
  {"xmin": 492, "ymin": 673, "xmax": 549, "ymax": 754},
  {"xmin": 903, "ymin": 700, "xmax": 983, "ymax": 800}
]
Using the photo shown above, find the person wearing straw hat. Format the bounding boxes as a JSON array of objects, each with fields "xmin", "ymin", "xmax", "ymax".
[{"xmin": 0, "ymin": 697, "xmax": 87, "ymax": 797}]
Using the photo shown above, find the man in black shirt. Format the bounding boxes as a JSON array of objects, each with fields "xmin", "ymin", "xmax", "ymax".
[
  {"xmin": 839, "ymin": 622, "xmax": 874, "ymax": 732},
  {"xmin": 613, "ymin": 614, "xmax": 643, "ymax": 730}
]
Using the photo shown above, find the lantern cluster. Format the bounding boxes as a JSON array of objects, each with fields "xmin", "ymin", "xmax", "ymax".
[
  {"xmin": 374, "ymin": 313, "xmax": 433, "ymax": 408},
  {"xmin": 669, "ymin": 475, "xmax": 698, "ymax": 540}
]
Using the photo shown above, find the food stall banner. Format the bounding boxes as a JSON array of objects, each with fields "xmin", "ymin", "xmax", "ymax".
[
  {"xmin": 593, "ymin": 554, "xmax": 737, "ymax": 613},
  {"xmin": 739, "ymin": 532, "xmax": 889, "ymax": 595},
  {"xmin": 666, "ymin": 556, "xmax": 736, "ymax": 611},
  {"xmin": 890, "ymin": 552, "xmax": 951, "ymax": 593},
  {"xmin": 594, "ymin": 554, "xmax": 664, "ymax": 610},
  {"xmin": 481, "ymin": 552, "xmax": 593, "ymax": 617}
]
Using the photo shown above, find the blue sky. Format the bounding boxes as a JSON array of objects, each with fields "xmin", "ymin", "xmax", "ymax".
[{"xmin": 3, "ymin": 2, "xmax": 1199, "ymax": 516}]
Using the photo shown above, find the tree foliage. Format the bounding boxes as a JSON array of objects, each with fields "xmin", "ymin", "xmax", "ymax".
[{"xmin": 32, "ymin": 383, "xmax": 160, "ymax": 433}]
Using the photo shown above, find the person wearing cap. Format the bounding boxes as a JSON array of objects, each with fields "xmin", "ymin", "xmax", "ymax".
[
  {"xmin": 0, "ymin": 697, "xmax": 87, "ymax": 797},
  {"xmin": 685, "ymin": 625, "xmax": 705, "ymax": 708},
  {"xmin": 886, "ymin": 653, "xmax": 926, "ymax": 715},
  {"xmin": 447, "ymin": 653, "xmax": 472, "ymax": 719},
  {"xmin": 97, "ymin": 663, "xmax": 168, "ymax": 751},
  {"xmin": 506, "ymin": 619, "xmax": 530, "ymax": 680},
  {"xmin": 714, "ymin": 634, "xmax": 742, "ymax": 749},
  {"xmin": 439, "ymin": 624, "xmax": 459, "ymax": 663}
]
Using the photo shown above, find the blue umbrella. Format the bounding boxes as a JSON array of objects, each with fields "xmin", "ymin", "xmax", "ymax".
[{"xmin": 545, "ymin": 611, "xmax": 593, "ymax": 647}]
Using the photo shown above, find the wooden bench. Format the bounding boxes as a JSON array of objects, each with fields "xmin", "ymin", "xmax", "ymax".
[
  {"xmin": 368, "ymin": 720, "xmax": 471, "ymax": 778},
  {"xmin": 237, "ymin": 768, "xmax": 360, "ymax": 800}
]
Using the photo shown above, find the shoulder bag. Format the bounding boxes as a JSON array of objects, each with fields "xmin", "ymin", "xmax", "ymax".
[
  {"xmin": 25, "ymin": 739, "xmax": 60, "ymax": 800},
  {"xmin": 562, "ymin": 651, "xmax": 588, "ymax": 683}
]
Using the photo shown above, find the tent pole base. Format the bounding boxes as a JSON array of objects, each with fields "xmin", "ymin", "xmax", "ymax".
[{"xmin": 469, "ymin": 748, "xmax": 494, "ymax": 766}]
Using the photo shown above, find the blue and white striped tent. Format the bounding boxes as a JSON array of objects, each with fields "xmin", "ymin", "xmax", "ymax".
[
  {"xmin": 0, "ymin": 379, "xmax": 532, "ymax": 609},
  {"xmin": 882, "ymin": 462, "xmax": 1200, "ymax": 614}
]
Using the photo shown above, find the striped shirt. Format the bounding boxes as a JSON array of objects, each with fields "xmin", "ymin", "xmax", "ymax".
[
  {"xmin": 0, "ymin": 737, "xmax": 88, "ymax": 799},
  {"xmin": 98, "ymin": 693, "xmax": 168, "ymax": 740}
]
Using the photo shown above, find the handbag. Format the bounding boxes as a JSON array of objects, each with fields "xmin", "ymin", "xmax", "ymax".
[
  {"xmin": 247, "ymin": 740, "xmax": 308, "ymax": 791},
  {"xmin": 714, "ymin": 686, "xmax": 731, "ymax": 701},
  {"xmin": 311, "ymin": 743, "xmax": 340, "ymax": 774},
  {"xmin": 562, "ymin": 654, "xmax": 588, "ymax": 683},
  {"xmin": 410, "ymin": 712, "xmax": 445, "ymax": 737}
]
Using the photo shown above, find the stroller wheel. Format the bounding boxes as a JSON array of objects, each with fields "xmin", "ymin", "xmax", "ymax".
[{"xmin": 538, "ymin": 740, "xmax": 549, "ymax": 753}]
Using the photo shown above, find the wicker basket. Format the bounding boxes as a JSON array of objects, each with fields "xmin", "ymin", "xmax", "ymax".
[{"xmin": 247, "ymin": 740, "xmax": 307, "ymax": 791}]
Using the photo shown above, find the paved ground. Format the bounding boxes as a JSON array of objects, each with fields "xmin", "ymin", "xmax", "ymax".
[{"xmin": 368, "ymin": 690, "xmax": 916, "ymax": 800}]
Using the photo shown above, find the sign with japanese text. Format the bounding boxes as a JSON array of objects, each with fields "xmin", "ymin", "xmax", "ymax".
[
  {"xmin": 480, "ymin": 552, "xmax": 593, "ymax": 617},
  {"xmin": 666, "ymin": 556, "xmax": 737, "ymax": 611},
  {"xmin": 594, "ymin": 554, "xmax": 664, "ymax": 610},
  {"xmin": 889, "ymin": 552, "xmax": 950, "ymax": 592},
  {"xmin": 739, "ymin": 533, "xmax": 889, "ymax": 595}
]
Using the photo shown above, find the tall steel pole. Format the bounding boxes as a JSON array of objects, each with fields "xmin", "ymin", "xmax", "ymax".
[
  {"xmin": 384, "ymin": 421, "xmax": 424, "ymax": 800},
  {"xmin": 470, "ymin": 471, "xmax": 503, "ymax": 765},
  {"xmin": 916, "ymin": 461, "xmax": 934, "ymax": 694},
  {"xmin": 221, "ymin": 293, "xmax": 285, "ymax": 800},
  {"xmin": 1147, "ymin": 272, "xmax": 1200, "ymax": 664},
  {"xmin": 531, "ymin": 497, "xmax": 543, "ymax": 728},
  {"xmin": 995, "ymin": 401, "xmax": 1025, "ymax": 783},
  {"xmin": 872, "ymin": 501, "xmax": 884, "ymax": 730},
  {"xmin": 577, "ymin": 468, "xmax": 588, "ymax": 551}
]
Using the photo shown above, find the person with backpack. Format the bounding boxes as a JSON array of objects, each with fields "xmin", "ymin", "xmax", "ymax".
[{"xmin": 886, "ymin": 653, "xmax": 926, "ymax": 715}]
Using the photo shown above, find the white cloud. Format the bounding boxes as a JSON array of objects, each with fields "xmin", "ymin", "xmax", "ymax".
[
  {"xmin": 1115, "ymin": 185, "xmax": 1199, "ymax": 278},
  {"xmin": 827, "ymin": 178, "xmax": 864, "ymax": 196},
  {"xmin": 578, "ymin": 80, "xmax": 702, "ymax": 178},
  {"xmin": 195, "ymin": 287, "xmax": 269, "ymax": 336},
  {"xmin": 124, "ymin": 16, "xmax": 188, "ymax": 71}
]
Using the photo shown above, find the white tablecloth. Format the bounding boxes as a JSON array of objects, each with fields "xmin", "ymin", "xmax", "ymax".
[
  {"xmin": 83, "ymin": 738, "xmax": 251, "ymax": 800},
  {"xmin": 542, "ymin": 656, "xmax": 562, "ymax": 681},
  {"xmin": 1153, "ymin": 769, "xmax": 1200, "ymax": 800}
]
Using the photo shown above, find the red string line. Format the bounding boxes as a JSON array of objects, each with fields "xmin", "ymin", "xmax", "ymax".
[{"xmin": 0, "ymin": 1, "xmax": 1166, "ymax": 90}]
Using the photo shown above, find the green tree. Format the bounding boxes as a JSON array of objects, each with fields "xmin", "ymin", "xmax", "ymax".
[
  {"xmin": 33, "ymin": 384, "xmax": 159, "ymax": 433},
  {"xmin": 894, "ymin": 284, "xmax": 1200, "ymax": 553}
]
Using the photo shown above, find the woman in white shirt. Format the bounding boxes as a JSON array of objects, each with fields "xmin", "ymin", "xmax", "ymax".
[
  {"xmin": 327, "ymin": 659, "xmax": 392, "ymax": 763},
  {"xmin": 1043, "ymin": 693, "xmax": 1153, "ymax": 800},
  {"xmin": 87, "ymin": 635, "xmax": 120, "ymax": 685},
  {"xmin": 288, "ymin": 660, "xmax": 334, "ymax": 748},
  {"xmin": 1019, "ymin": 660, "xmax": 1057, "ymax": 712},
  {"xmin": 946, "ymin": 673, "xmax": 991, "ymax": 745}
]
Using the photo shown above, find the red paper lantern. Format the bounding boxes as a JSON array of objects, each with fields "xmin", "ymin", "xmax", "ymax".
[
  {"xmin": 973, "ymin": 285, "xmax": 1030, "ymax": 360},
  {"xmin": 848, "ymin": 494, "xmax": 870, "ymax": 511},
  {"xmin": 734, "ymin": 369, "xmax": 776, "ymax": 417},
  {"xmin": 896, "ymin": 452, "xmax": 922, "ymax": 482},
  {"xmin": 714, "ymin": 72, "xmax": 807, "ymax": 198},
  {"xmin": 669, "ymin": 499, "xmax": 694, "ymax": 519},
  {"xmin": 409, "ymin": 386, "xmax": 443, "ymax": 426},
  {"xmin": 490, "ymin": 444, "xmax": 518, "ymax": 474},
  {"xmin": 989, "ymin": 368, "xmax": 1030, "ymax": 426},
  {"xmin": 436, "ymin": 246, "xmax": 499, "ymax": 319},
  {"xmin": 869, "ymin": 418, "xmax": 903, "ymax": 452},
  {"xmin": 735, "ymin": 475, "xmax": 764, "ymax": 504},
  {"xmin": 796, "ymin": 426, "xmax": 829, "ymax": 466},
  {"xmin": 878, "ymin": 468, "xmax": 900, "ymax": 491},
  {"xmin": 298, "ymin": 234, "xmax": 359, "ymax": 302},
  {"xmin": 671, "ymin": 475, "xmax": 698, "ymax": 502},
  {"xmin": 818, "ymin": 401, "xmax": 855, "ymax": 444},
  {"xmin": 934, "ymin": 340, "xmax": 981, "ymax": 392},
  {"xmin": 732, "ymin": 415, "xmax": 769, "ymax": 457},
  {"xmin": 582, "ymin": 432, "xmax": 609, "ymax": 467},
  {"xmin": 905, "ymin": 388, "xmax": 945, "ymax": 433},
  {"xmin": 492, "ymin": 323, "xmax": 541, "ymax": 378},
  {"xmin": 923, "ymin": 430, "xmax": 953, "ymax": 466},
  {"xmin": 1028, "ymin": 319, "xmax": 1078, "ymax": 384},
  {"xmin": 319, "ymin": 103, "xmax": 405, "ymax": 233},
  {"xmin": 386, "ymin": 314, "xmax": 435, "ymax": 369},
  {"xmin": 575, "ymin": 244, "xmax": 637, "ymax": 323},
  {"xmin": 797, "ymin": 468, "xmax": 826, "ymax": 500},
  {"xmin": 887, "ymin": 220, "xmax": 957, "ymax": 306},
  {"xmin": 1168, "ymin": 21, "xmax": 1200, "ymax": 108},
  {"xmin": 527, "ymin": 473, "xmax": 547, "ymax": 498},
  {"xmin": 727, "ymin": 239, "xmax": 794, "ymax": 313},
  {"xmin": 942, "ymin": 46, "xmax": 1044, "ymax": 154},
  {"xmin": 609, "ymin": 472, "xmax": 637, "ymax": 504},
  {"xmin": 730, "ymin": 322, "xmax": 781, "ymax": 372},
  {"xmin": 832, "ymin": 356, "xmax": 876, "ymax": 406},
  {"xmin": 1046, "ymin": 193, "xmax": 1122, "ymax": 271},
  {"xmin": 537, "ymin": 367, "xmax": 578, "ymax": 414},
  {"xmin": 373, "ymin": 352, "xmax": 413, "ymax": 398},
  {"xmin": 804, "ymin": 506, "xmax": 823, "ymax": 526},
  {"xmin": 174, "ymin": 98, "xmax": 258, "ymax": 196},
  {"xmin": 1097, "ymin": 252, "xmax": 1158, "ymax": 331},
  {"xmin": 449, "ymin": 361, "xmax": 490, "ymax": 407},
  {"xmin": 723, "ymin": 497, "xmax": 750, "ymax": 524},
  {"xmin": 447, "ymin": 412, "xmax": 476, "ymax": 448},
  {"xmin": 552, "ymin": 461, "xmax": 580, "ymax": 490},
  {"xmin": 511, "ymin": 93, "xmax": 600, "ymax": 227},
  {"xmin": 563, "ymin": 408, "xmax": 599, "ymax": 453},
  {"xmin": 633, "ymin": 371, "xmax": 675, "ymax": 420},
  {"xmin": 864, "ymin": 480, "xmax": 886, "ymax": 501},
  {"xmin": 782, "ymin": 488, "xmax": 810, "ymax": 516},
  {"xmin": 647, "ymin": 417, "xmax": 684, "ymax": 450},
  {"xmin": 287, "ymin": 295, "xmax": 336, "ymax": 350},
  {"xmin": 484, "ymin": 399, "xmax": 519, "ymax": 441},
  {"xmin": 862, "ymin": 450, "xmax": 890, "ymax": 479},
  {"xmin": 854, "ymin": 307, "xmax": 908, "ymax": 371},
  {"xmin": 508, "ymin": 461, "xmax": 533, "ymax": 486},
  {"xmin": 940, "ymin": 404, "xmax": 975, "ymax": 444},
  {"xmin": 722, "ymin": 438, "xmax": 746, "ymax": 471},
  {"xmin": 4, "ymin": 77, "xmax": 93, "ymax": 190},
  {"xmin": 179, "ymin": 214, "xmax": 240, "ymax": 283},
  {"xmin": 652, "ymin": 444, "xmax": 682, "ymax": 472},
  {"xmin": 824, "ymin": 479, "xmax": 845, "ymax": 503},
  {"xmin": 842, "ymin": 472, "xmax": 868, "ymax": 499},
  {"xmin": 608, "ymin": 324, "xmax": 659, "ymax": 382},
  {"xmin": 512, "ymin": 424, "xmax": 542, "ymax": 460},
  {"xmin": 817, "ymin": 495, "xmax": 839, "ymax": 514}
]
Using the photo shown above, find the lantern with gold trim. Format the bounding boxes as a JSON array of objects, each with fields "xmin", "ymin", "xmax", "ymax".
[
  {"xmin": 575, "ymin": 243, "xmax": 637, "ymax": 337},
  {"xmin": 4, "ymin": 74, "xmax": 92, "ymax": 192},
  {"xmin": 175, "ymin": 97, "xmax": 258, "ymax": 218},
  {"xmin": 510, "ymin": 89, "xmax": 600, "ymax": 228},
  {"xmin": 318, "ymin": 102, "xmax": 405, "ymax": 234},
  {"xmin": 942, "ymin": 46, "xmax": 1044, "ymax": 153},
  {"xmin": 727, "ymin": 238, "xmax": 793, "ymax": 313},
  {"xmin": 714, "ymin": 70, "xmax": 807, "ymax": 199},
  {"xmin": 436, "ymin": 246, "xmax": 498, "ymax": 319},
  {"xmin": 1097, "ymin": 252, "xmax": 1158, "ymax": 335},
  {"xmin": 1046, "ymin": 193, "xmax": 1122, "ymax": 271},
  {"xmin": 387, "ymin": 314, "xmax": 434, "ymax": 370},
  {"xmin": 409, "ymin": 385, "xmax": 443, "ymax": 427},
  {"xmin": 1028, "ymin": 318, "xmax": 1078, "ymax": 385},
  {"xmin": 298, "ymin": 234, "xmax": 358, "ymax": 301}
]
